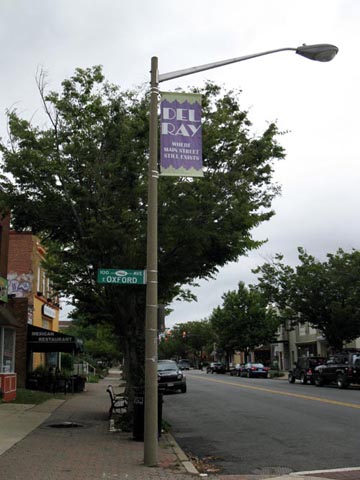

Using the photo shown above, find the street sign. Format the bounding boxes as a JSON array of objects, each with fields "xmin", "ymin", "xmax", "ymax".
[{"xmin": 97, "ymin": 269, "xmax": 146, "ymax": 285}]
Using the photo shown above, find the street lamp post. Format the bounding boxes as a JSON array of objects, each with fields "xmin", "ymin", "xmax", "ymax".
[{"xmin": 144, "ymin": 43, "xmax": 338, "ymax": 466}]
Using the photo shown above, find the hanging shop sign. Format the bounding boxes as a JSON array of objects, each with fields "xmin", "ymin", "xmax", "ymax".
[{"xmin": 42, "ymin": 304, "xmax": 56, "ymax": 319}]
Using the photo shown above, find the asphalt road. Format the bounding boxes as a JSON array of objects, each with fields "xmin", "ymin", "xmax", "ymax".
[{"xmin": 162, "ymin": 370, "xmax": 360, "ymax": 476}]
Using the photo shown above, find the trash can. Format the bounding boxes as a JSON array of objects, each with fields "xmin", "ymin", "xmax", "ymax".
[{"xmin": 132, "ymin": 389, "xmax": 163, "ymax": 441}]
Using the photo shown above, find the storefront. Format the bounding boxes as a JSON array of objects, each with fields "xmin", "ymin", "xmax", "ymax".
[
  {"xmin": 27, "ymin": 325, "xmax": 84, "ymax": 393},
  {"xmin": 27, "ymin": 324, "xmax": 83, "ymax": 358},
  {"xmin": 0, "ymin": 306, "xmax": 17, "ymax": 401}
]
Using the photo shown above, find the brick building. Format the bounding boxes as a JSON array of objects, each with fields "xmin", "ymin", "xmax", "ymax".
[
  {"xmin": 7, "ymin": 232, "xmax": 61, "ymax": 371},
  {"xmin": 0, "ymin": 214, "xmax": 28, "ymax": 394},
  {"xmin": 0, "ymin": 216, "xmax": 82, "ymax": 399}
]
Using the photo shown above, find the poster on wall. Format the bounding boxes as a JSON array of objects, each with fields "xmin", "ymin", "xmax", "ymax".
[{"xmin": 160, "ymin": 92, "xmax": 203, "ymax": 177}]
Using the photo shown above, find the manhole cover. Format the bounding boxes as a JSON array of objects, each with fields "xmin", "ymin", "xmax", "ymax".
[{"xmin": 48, "ymin": 422, "xmax": 84, "ymax": 428}]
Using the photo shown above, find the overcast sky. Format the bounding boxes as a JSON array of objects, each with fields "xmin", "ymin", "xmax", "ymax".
[{"xmin": 1, "ymin": 1, "xmax": 358, "ymax": 326}]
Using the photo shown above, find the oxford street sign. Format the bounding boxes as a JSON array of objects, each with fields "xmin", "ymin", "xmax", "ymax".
[{"xmin": 97, "ymin": 269, "xmax": 146, "ymax": 285}]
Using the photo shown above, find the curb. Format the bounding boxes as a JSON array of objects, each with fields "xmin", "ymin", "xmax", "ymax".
[
  {"xmin": 162, "ymin": 432, "xmax": 360, "ymax": 479},
  {"xmin": 106, "ymin": 420, "xmax": 200, "ymax": 474},
  {"xmin": 163, "ymin": 432, "xmax": 200, "ymax": 475}
]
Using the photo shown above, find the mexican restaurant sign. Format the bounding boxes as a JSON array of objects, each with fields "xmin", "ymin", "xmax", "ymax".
[
  {"xmin": 160, "ymin": 92, "xmax": 203, "ymax": 177},
  {"xmin": 27, "ymin": 324, "xmax": 83, "ymax": 354},
  {"xmin": 30, "ymin": 329, "xmax": 74, "ymax": 344}
]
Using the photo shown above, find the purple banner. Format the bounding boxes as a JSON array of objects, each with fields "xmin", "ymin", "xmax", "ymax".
[{"xmin": 160, "ymin": 92, "xmax": 203, "ymax": 177}]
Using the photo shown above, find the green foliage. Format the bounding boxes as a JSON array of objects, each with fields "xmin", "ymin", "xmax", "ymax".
[
  {"xmin": 254, "ymin": 247, "xmax": 360, "ymax": 350},
  {"xmin": 0, "ymin": 67, "xmax": 285, "ymax": 386},
  {"xmin": 62, "ymin": 321, "xmax": 122, "ymax": 365},
  {"xmin": 209, "ymin": 282, "xmax": 280, "ymax": 354},
  {"xmin": 33, "ymin": 365, "xmax": 47, "ymax": 374},
  {"xmin": 60, "ymin": 353, "xmax": 74, "ymax": 371},
  {"xmin": 158, "ymin": 83, "xmax": 284, "ymax": 292},
  {"xmin": 158, "ymin": 320, "xmax": 214, "ymax": 360},
  {"xmin": 158, "ymin": 325, "xmax": 188, "ymax": 359}
]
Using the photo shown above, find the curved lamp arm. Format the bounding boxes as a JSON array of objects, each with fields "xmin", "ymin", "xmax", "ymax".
[{"xmin": 159, "ymin": 43, "xmax": 338, "ymax": 83}]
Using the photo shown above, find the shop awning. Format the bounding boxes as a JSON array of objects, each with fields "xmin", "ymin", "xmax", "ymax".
[{"xmin": 27, "ymin": 325, "xmax": 83, "ymax": 354}]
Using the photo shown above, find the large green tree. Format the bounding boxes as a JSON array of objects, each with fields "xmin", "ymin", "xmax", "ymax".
[
  {"xmin": 158, "ymin": 320, "xmax": 214, "ymax": 362},
  {"xmin": 210, "ymin": 282, "xmax": 279, "ymax": 359},
  {"xmin": 61, "ymin": 320, "xmax": 122, "ymax": 366},
  {"xmin": 254, "ymin": 248, "xmax": 360, "ymax": 351},
  {"xmin": 0, "ymin": 66, "xmax": 285, "ymax": 387}
]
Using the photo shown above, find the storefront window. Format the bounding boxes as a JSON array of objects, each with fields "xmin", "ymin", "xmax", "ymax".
[
  {"xmin": 42, "ymin": 319, "xmax": 50, "ymax": 329},
  {"xmin": 0, "ymin": 327, "xmax": 15, "ymax": 373}
]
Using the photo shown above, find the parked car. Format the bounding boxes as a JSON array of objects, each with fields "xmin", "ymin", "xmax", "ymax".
[
  {"xmin": 288, "ymin": 356, "xmax": 326, "ymax": 385},
  {"xmin": 314, "ymin": 350, "xmax": 360, "ymax": 389},
  {"xmin": 177, "ymin": 359, "xmax": 191, "ymax": 370},
  {"xmin": 157, "ymin": 360, "xmax": 187, "ymax": 393},
  {"xmin": 230, "ymin": 363, "xmax": 244, "ymax": 377},
  {"xmin": 206, "ymin": 362, "xmax": 226, "ymax": 374},
  {"xmin": 240, "ymin": 362, "xmax": 269, "ymax": 378}
]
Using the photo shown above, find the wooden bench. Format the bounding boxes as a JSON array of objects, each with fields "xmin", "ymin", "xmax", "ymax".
[{"xmin": 106, "ymin": 384, "xmax": 128, "ymax": 417}]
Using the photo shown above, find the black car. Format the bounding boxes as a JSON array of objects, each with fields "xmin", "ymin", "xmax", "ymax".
[
  {"xmin": 157, "ymin": 360, "xmax": 187, "ymax": 393},
  {"xmin": 288, "ymin": 356, "xmax": 326, "ymax": 385},
  {"xmin": 206, "ymin": 362, "xmax": 226, "ymax": 374},
  {"xmin": 314, "ymin": 350, "xmax": 360, "ymax": 389},
  {"xmin": 177, "ymin": 359, "xmax": 191, "ymax": 370},
  {"xmin": 240, "ymin": 362, "xmax": 269, "ymax": 378}
]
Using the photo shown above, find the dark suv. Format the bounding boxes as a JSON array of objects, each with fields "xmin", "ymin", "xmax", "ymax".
[
  {"xmin": 178, "ymin": 359, "xmax": 191, "ymax": 370},
  {"xmin": 206, "ymin": 362, "xmax": 226, "ymax": 374},
  {"xmin": 314, "ymin": 350, "xmax": 360, "ymax": 389},
  {"xmin": 288, "ymin": 356, "xmax": 326, "ymax": 385},
  {"xmin": 157, "ymin": 360, "xmax": 187, "ymax": 393}
]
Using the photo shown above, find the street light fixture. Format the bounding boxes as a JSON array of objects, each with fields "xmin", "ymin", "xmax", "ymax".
[
  {"xmin": 144, "ymin": 43, "xmax": 338, "ymax": 466},
  {"xmin": 296, "ymin": 43, "xmax": 339, "ymax": 62}
]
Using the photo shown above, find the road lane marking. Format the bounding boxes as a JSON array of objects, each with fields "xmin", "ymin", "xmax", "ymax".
[
  {"xmin": 188, "ymin": 374, "xmax": 360, "ymax": 409},
  {"xmin": 294, "ymin": 467, "xmax": 360, "ymax": 475}
]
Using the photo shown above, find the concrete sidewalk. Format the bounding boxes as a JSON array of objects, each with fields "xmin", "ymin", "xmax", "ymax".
[
  {"xmin": 0, "ymin": 398, "xmax": 64, "ymax": 456},
  {"xmin": 0, "ymin": 371, "xmax": 359, "ymax": 480}
]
